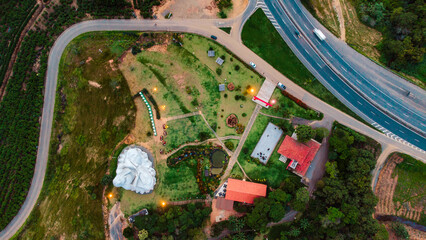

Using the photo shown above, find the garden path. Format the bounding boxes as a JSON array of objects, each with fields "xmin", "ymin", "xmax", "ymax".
[
  {"xmin": 168, "ymin": 197, "xmax": 212, "ymax": 206},
  {"xmin": 164, "ymin": 111, "xmax": 200, "ymax": 122},
  {"xmin": 198, "ymin": 111, "xmax": 233, "ymax": 155},
  {"xmin": 165, "ymin": 135, "xmax": 241, "ymax": 158},
  {"xmin": 259, "ymin": 111, "xmax": 290, "ymax": 120},
  {"xmin": 221, "ymin": 104, "xmax": 261, "ymax": 182},
  {"xmin": 266, "ymin": 210, "xmax": 298, "ymax": 227}
]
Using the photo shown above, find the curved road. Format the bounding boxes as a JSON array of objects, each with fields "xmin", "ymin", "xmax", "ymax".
[{"xmin": 1, "ymin": 2, "xmax": 426, "ymax": 239}]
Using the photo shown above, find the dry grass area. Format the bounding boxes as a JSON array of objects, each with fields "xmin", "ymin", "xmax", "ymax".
[
  {"xmin": 375, "ymin": 153, "xmax": 423, "ymax": 222},
  {"xmin": 304, "ymin": 0, "xmax": 382, "ymax": 60}
]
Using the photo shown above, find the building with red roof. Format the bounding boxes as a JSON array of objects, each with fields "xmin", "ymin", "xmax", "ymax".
[
  {"xmin": 225, "ymin": 178, "xmax": 267, "ymax": 204},
  {"xmin": 277, "ymin": 135, "xmax": 320, "ymax": 177}
]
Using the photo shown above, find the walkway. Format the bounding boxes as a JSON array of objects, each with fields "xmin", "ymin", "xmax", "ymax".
[
  {"xmin": 266, "ymin": 210, "xmax": 298, "ymax": 227},
  {"xmin": 221, "ymin": 104, "xmax": 261, "ymax": 181},
  {"xmin": 164, "ymin": 111, "xmax": 200, "ymax": 122},
  {"xmin": 258, "ymin": 111, "xmax": 290, "ymax": 120}
]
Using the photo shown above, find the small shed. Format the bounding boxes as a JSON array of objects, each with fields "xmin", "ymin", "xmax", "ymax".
[
  {"xmin": 208, "ymin": 50, "xmax": 215, "ymax": 57},
  {"xmin": 216, "ymin": 57, "xmax": 224, "ymax": 65},
  {"xmin": 218, "ymin": 84, "xmax": 226, "ymax": 92}
]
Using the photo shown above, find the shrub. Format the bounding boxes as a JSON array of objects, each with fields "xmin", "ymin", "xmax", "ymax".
[
  {"xmin": 234, "ymin": 65, "xmax": 240, "ymax": 71},
  {"xmin": 234, "ymin": 95, "xmax": 240, "ymax": 100},
  {"xmin": 220, "ymin": 55, "xmax": 225, "ymax": 60},
  {"xmin": 216, "ymin": 68, "xmax": 222, "ymax": 75},
  {"xmin": 101, "ymin": 174, "xmax": 113, "ymax": 186},
  {"xmin": 224, "ymin": 93, "xmax": 228, "ymax": 98},
  {"xmin": 198, "ymin": 132, "xmax": 211, "ymax": 141},
  {"xmin": 242, "ymin": 113, "xmax": 247, "ymax": 117},
  {"xmin": 219, "ymin": 11, "xmax": 227, "ymax": 18},
  {"xmin": 295, "ymin": 125, "xmax": 314, "ymax": 143},
  {"xmin": 225, "ymin": 141, "xmax": 235, "ymax": 151},
  {"xmin": 191, "ymin": 98, "xmax": 199, "ymax": 106},
  {"xmin": 242, "ymin": 147, "xmax": 249, "ymax": 154},
  {"xmin": 392, "ymin": 223, "xmax": 409, "ymax": 239},
  {"xmin": 131, "ymin": 45, "xmax": 141, "ymax": 55}
]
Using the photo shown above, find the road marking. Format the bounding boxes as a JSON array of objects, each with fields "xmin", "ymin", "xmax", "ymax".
[
  {"xmin": 386, "ymin": 102, "xmax": 392, "ymax": 107},
  {"xmin": 357, "ymin": 101, "xmax": 362, "ymax": 105},
  {"xmin": 342, "ymin": 67, "xmax": 347, "ymax": 72},
  {"xmin": 421, "ymin": 123, "xmax": 426, "ymax": 127},
  {"xmin": 399, "ymin": 130, "xmax": 405, "ymax": 134},
  {"xmin": 330, "ymin": 78, "xmax": 335, "ymax": 82},
  {"xmin": 414, "ymin": 139, "xmax": 420, "ymax": 142},
  {"xmin": 371, "ymin": 91, "xmax": 376, "ymax": 96},
  {"xmin": 303, "ymin": 23, "xmax": 308, "ymax": 29},
  {"xmin": 304, "ymin": 49, "xmax": 308, "ymax": 54},
  {"xmin": 316, "ymin": 62, "xmax": 321, "ymax": 68},
  {"xmin": 356, "ymin": 79, "xmax": 361, "ymax": 84},
  {"xmin": 370, "ymin": 111, "xmax": 376, "ymax": 115},
  {"xmin": 403, "ymin": 113, "xmax": 409, "ymax": 117},
  {"xmin": 344, "ymin": 90, "xmax": 349, "ymax": 95},
  {"xmin": 384, "ymin": 121, "xmax": 390, "ymax": 125},
  {"xmin": 327, "ymin": 52, "xmax": 332, "ymax": 58}
]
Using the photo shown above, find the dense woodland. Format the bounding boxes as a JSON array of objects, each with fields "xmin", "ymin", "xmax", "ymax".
[
  {"xmin": 133, "ymin": 0, "xmax": 161, "ymax": 18},
  {"xmin": 354, "ymin": 0, "xmax": 425, "ymax": 80},
  {"xmin": 0, "ymin": 0, "xmax": 136, "ymax": 231}
]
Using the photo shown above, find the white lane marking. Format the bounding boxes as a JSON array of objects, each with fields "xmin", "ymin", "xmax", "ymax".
[
  {"xmin": 303, "ymin": 23, "xmax": 308, "ymax": 29},
  {"xmin": 370, "ymin": 111, "xmax": 376, "ymax": 115},
  {"xmin": 304, "ymin": 49, "xmax": 308, "ymax": 54},
  {"xmin": 414, "ymin": 139, "xmax": 420, "ymax": 142},
  {"xmin": 344, "ymin": 90, "xmax": 349, "ymax": 95},
  {"xmin": 342, "ymin": 67, "xmax": 347, "ymax": 72},
  {"xmin": 327, "ymin": 52, "xmax": 332, "ymax": 57},
  {"xmin": 399, "ymin": 130, "xmax": 405, "ymax": 134},
  {"xmin": 357, "ymin": 101, "xmax": 363, "ymax": 105},
  {"xmin": 316, "ymin": 62, "xmax": 321, "ymax": 68},
  {"xmin": 356, "ymin": 79, "xmax": 361, "ymax": 84},
  {"xmin": 384, "ymin": 121, "xmax": 390, "ymax": 125},
  {"xmin": 371, "ymin": 91, "xmax": 376, "ymax": 96},
  {"xmin": 403, "ymin": 113, "xmax": 409, "ymax": 117}
]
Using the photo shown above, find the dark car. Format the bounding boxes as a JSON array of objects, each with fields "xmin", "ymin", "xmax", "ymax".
[
  {"xmin": 295, "ymin": 30, "xmax": 301, "ymax": 38},
  {"xmin": 211, "ymin": 35, "xmax": 217, "ymax": 40}
]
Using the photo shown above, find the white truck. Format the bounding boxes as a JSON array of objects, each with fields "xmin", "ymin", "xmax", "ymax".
[{"xmin": 313, "ymin": 28, "xmax": 326, "ymax": 41}]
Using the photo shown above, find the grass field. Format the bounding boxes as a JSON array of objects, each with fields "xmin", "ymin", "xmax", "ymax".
[
  {"xmin": 242, "ymin": 9, "xmax": 373, "ymax": 125},
  {"xmin": 393, "ymin": 154, "xmax": 425, "ymax": 214},
  {"xmin": 17, "ymin": 32, "xmax": 137, "ymax": 239},
  {"xmin": 233, "ymin": 114, "xmax": 295, "ymax": 188},
  {"xmin": 166, "ymin": 115, "xmax": 212, "ymax": 151},
  {"xmin": 263, "ymin": 89, "xmax": 322, "ymax": 120}
]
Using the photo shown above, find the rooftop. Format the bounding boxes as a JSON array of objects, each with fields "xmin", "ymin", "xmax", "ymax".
[
  {"xmin": 277, "ymin": 135, "xmax": 320, "ymax": 176},
  {"xmin": 218, "ymin": 84, "xmax": 226, "ymax": 91},
  {"xmin": 250, "ymin": 122, "xmax": 283, "ymax": 164},
  {"xmin": 208, "ymin": 50, "xmax": 215, "ymax": 57},
  {"xmin": 216, "ymin": 57, "xmax": 224, "ymax": 65},
  {"xmin": 225, "ymin": 178, "xmax": 267, "ymax": 204}
]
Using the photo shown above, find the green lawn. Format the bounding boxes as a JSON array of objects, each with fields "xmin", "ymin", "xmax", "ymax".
[
  {"xmin": 233, "ymin": 114, "xmax": 295, "ymax": 188},
  {"xmin": 263, "ymin": 89, "xmax": 322, "ymax": 120},
  {"xmin": 242, "ymin": 9, "xmax": 370, "ymax": 125},
  {"xmin": 165, "ymin": 115, "xmax": 212, "ymax": 151},
  {"xmin": 393, "ymin": 154, "xmax": 426, "ymax": 213},
  {"xmin": 219, "ymin": 27, "xmax": 232, "ymax": 34}
]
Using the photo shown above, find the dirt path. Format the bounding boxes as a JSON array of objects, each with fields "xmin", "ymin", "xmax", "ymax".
[
  {"xmin": 199, "ymin": 111, "xmax": 233, "ymax": 155},
  {"xmin": 258, "ymin": 111, "xmax": 290, "ymax": 120},
  {"xmin": 164, "ymin": 111, "xmax": 200, "ymax": 121},
  {"xmin": 0, "ymin": 0, "xmax": 45, "ymax": 101},
  {"xmin": 168, "ymin": 197, "xmax": 212, "ymax": 206},
  {"xmin": 332, "ymin": 0, "xmax": 346, "ymax": 41}
]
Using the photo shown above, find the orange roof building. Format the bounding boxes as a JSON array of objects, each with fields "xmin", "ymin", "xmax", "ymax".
[
  {"xmin": 277, "ymin": 135, "xmax": 320, "ymax": 177},
  {"xmin": 225, "ymin": 178, "xmax": 267, "ymax": 204}
]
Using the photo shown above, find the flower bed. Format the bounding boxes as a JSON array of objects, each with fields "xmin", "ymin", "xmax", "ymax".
[
  {"xmin": 167, "ymin": 144, "xmax": 229, "ymax": 194},
  {"xmin": 226, "ymin": 114, "xmax": 238, "ymax": 128},
  {"xmin": 227, "ymin": 82, "xmax": 235, "ymax": 91}
]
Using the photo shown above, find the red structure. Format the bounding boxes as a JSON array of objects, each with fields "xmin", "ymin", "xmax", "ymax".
[
  {"xmin": 225, "ymin": 178, "xmax": 267, "ymax": 204},
  {"xmin": 253, "ymin": 96, "xmax": 272, "ymax": 107},
  {"xmin": 277, "ymin": 136, "xmax": 320, "ymax": 177}
]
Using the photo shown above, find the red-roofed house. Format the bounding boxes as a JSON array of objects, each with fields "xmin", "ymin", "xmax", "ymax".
[
  {"xmin": 225, "ymin": 178, "xmax": 267, "ymax": 204},
  {"xmin": 277, "ymin": 135, "xmax": 320, "ymax": 177}
]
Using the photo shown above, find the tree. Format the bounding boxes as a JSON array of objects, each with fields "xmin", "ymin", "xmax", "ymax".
[
  {"xmin": 269, "ymin": 189, "xmax": 291, "ymax": 203},
  {"xmin": 138, "ymin": 229, "xmax": 148, "ymax": 239},
  {"xmin": 225, "ymin": 141, "xmax": 235, "ymax": 151},
  {"xmin": 392, "ymin": 222, "xmax": 409, "ymax": 239},
  {"xmin": 295, "ymin": 125, "xmax": 314, "ymax": 143},
  {"xmin": 269, "ymin": 203, "xmax": 286, "ymax": 222},
  {"xmin": 292, "ymin": 187, "xmax": 309, "ymax": 212},
  {"xmin": 123, "ymin": 227, "xmax": 133, "ymax": 238},
  {"xmin": 246, "ymin": 198, "xmax": 270, "ymax": 232}
]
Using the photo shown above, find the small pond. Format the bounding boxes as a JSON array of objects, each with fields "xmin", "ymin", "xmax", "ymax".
[{"xmin": 211, "ymin": 149, "xmax": 227, "ymax": 168}]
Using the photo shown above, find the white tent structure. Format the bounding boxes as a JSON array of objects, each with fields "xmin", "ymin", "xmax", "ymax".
[{"xmin": 113, "ymin": 146, "xmax": 156, "ymax": 194}]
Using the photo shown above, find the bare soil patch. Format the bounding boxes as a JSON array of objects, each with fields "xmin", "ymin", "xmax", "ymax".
[
  {"xmin": 374, "ymin": 153, "xmax": 422, "ymax": 222},
  {"xmin": 154, "ymin": 0, "xmax": 219, "ymax": 19},
  {"xmin": 88, "ymin": 81, "xmax": 102, "ymax": 88}
]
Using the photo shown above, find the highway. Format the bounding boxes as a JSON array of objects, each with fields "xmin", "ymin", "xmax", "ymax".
[
  {"xmin": 260, "ymin": 0, "xmax": 426, "ymax": 150},
  {"xmin": 1, "ymin": 1, "xmax": 425, "ymax": 239}
]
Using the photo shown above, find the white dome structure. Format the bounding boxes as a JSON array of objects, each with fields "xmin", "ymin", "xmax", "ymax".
[{"xmin": 113, "ymin": 146, "xmax": 156, "ymax": 194}]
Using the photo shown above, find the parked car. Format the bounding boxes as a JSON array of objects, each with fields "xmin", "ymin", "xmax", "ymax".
[
  {"xmin": 249, "ymin": 61, "xmax": 256, "ymax": 68},
  {"xmin": 210, "ymin": 35, "xmax": 217, "ymax": 40},
  {"xmin": 277, "ymin": 82, "xmax": 286, "ymax": 90}
]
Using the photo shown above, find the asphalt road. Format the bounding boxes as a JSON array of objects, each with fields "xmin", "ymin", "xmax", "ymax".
[
  {"xmin": 1, "ymin": 3, "xmax": 426, "ymax": 239},
  {"xmin": 260, "ymin": 0, "xmax": 426, "ymax": 150}
]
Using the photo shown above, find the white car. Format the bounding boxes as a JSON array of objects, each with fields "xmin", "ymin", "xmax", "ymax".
[{"xmin": 249, "ymin": 61, "xmax": 256, "ymax": 68}]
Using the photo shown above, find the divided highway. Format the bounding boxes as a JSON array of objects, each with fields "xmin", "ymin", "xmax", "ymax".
[{"xmin": 260, "ymin": 0, "xmax": 426, "ymax": 151}]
